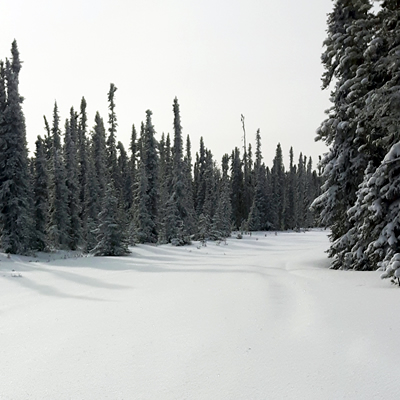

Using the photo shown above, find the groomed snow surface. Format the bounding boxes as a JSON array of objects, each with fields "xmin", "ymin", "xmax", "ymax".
[{"xmin": 1, "ymin": 230, "xmax": 399, "ymax": 399}]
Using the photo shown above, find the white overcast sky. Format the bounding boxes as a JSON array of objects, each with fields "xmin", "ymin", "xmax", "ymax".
[{"xmin": 1, "ymin": 0, "xmax": 333, "ymax": 168}]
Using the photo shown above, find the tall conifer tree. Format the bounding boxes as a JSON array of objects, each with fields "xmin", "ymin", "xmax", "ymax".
[{"xmin": 0, "ymin": 41, "xmax": 32, "ymax": 253}]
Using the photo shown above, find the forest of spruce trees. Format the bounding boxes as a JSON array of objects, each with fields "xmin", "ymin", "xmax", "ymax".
[{"xmin": 0, "ymin": 41, "xmax": 322, "ymax": 256}]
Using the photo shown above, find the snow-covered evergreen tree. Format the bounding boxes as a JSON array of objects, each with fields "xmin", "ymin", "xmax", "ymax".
[
  {"xmin": 77, "ymin": 97, "xmax": 89, "ymax": 248},
  {"xmin": 213, "ymin": 153, "xmax": 232, "ymax": 238},
  {"xmin": 248, "ymin": 129, "xmax": 269, "ymax": 231},
  {"xmin": 0, "ymin": 42, "xmax": 32, "ymax": 254},
  {"xmin": 47, "ymin": 102, "xmax": 70, "ymax": 249},
  {"xmin": 92, "ymin": 112, "xmax": 107, "ymax": 216},
  {"xmin": 284, "ymin": 147, "xmax": 297, "ymax": 230},
  {"xmin": 131, "ymin": 159, "xmax": 154, "ymax": 243},
  {"xmin": 131, "ymin": 110, "xmax": 159, "ymax": 243},
  {"xmin": 312, "ymin": 0, "xmax": 373, "ymax": 268},
  {"xmin": 230, "ymin": 147, "xmax": 244, "ymax": 229},
  {"xmin": 163, "ymin": 97, "xmax": 193, "ymax": 244},
  {"xmin": 92, "ymin": 183, "xmax": 130, "ymax": 256},
  {"xmin": 33, "ymin": 136, "xmax": 49, "ymax": 251},
  {"xmin": 106, "ymin": 84, "xmax": 119, "ymax": 189},
  {"xmin": 64, "ymin": 109, "xmax": 82, "ymax": 250},
  {"xmin": 157, "ymin": 133, "xmax": 173, "ymax": 243},
  {"xmin": 271, "ymin": 143, "xmax": 285, "ymax": 230}
]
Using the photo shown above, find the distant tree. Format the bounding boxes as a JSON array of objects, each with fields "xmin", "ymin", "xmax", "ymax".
[
  {"xmin": 77, "ymin": 97, "xmax": 89, "ymax": 246},
  {"xmin": 157, "ymin": 133, "xmax": 173, "ymax": 243},
  {"xmin": 64, "ymin": 109, "xmax": 82, "ymax": 250},
  {"xmin": 92, "ymin": 112, "xmax": 107, "ymax": 215},
  {"xmin": 284, "ymin": 147, "xmax": 297, "ymax": 230},
  {"xmin": 270, "ymin": 143, "xmax": 285, "ymax": 230},
  {"xmin": 213, "ymin": 153, "xmax": 232, "ymax": 238},
  {"xmin": 164, "ymin": 97, "xmax": 194, "ymax": 244},
  {"xmin": 230, "ymin": 147, "xmax": 244, "ymax": 229},
  {"xmin": 106, "ymin": 83, "xmax": 119, "ymax": 187},
  {"xmin": 47, "ymin": 102, "xmax": 70, "ymax": 249},
  {"xmin": 131, "ymin": 110, "xmax": 159, "ymax": 243},
  {"xmin": 248, "ymin": 129, "xmax": 267, "ymax": 231},
  {"xmin": 92, "ymin": 183, "xmax": 130, "ymax": 256},
  {"xmin": 33, "ymin": 136, "xmax": 49, "ymax": 251}
]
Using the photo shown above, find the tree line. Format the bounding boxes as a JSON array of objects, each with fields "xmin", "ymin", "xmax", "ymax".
[
  {"xmin": 313, "ymin": 0, "xmax": 400, "ymax": 280},
  {"xmin": 0, "ymin": 41, "xmax": 322, "ymax": 256}
]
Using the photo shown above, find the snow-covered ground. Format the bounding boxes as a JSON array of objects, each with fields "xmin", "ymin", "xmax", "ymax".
[{"xmin": 0, "ymin": 230, "xmax": 399, "ymax": 399}]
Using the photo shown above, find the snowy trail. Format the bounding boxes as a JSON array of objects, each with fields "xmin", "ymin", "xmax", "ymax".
[{"xmin": 1, "ymin": 230, "xmax": 399, "ymax": 399}]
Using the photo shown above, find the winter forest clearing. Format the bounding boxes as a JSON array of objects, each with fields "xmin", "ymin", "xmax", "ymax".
[{"xmin": 1, "ymin": 230, "xmax": 399, "ymax": 400}]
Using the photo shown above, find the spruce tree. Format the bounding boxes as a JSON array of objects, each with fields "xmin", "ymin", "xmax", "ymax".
[
  {"xmin": 312, "ymin": 0, "xmax": 373, "ymax": 268},
  {"xmin": 64, "ymin": 110, "xmax": 82, "ymax": 250},
  {"xmin": 230, "ymin": 147, "xmax": 244, "ymax": 229},
  {"xmin": 143, "ymin": 110, "xmax": 159, "ymax": 242},
  {"xmin": 164, "ymin": 97, "xmax": 193, "ymax": 244},
  {"xmin": 248, "ymin": 130, "xmax": 267, "ymax": 231},
  {"xmin": 92, "ymin": 183, "xmax": 130, "ymax": 256},
  {"xmin": 131, "ymin": 110, "xmax": 159, "ymax": 243},
  {"xmin": 214, "ymin": 153, "xmax": 232, "ymax": 237},
  {"xmin": 157, "ymin": 133, "xmax": 173, "ymax": 243},
  {"xmin": 0, "ymin": 41, "xmax": 32, "ymax": 254},
  {"xmin": 92, "ymin": 112, "xmax": 107, "ymax": 216},
  {"xmin": 47, "ymin": 102, "xmax": 70, "ymax": 249},
  {"xmin": 106, "ymin": 83, "xmax": 119, "ymax": 188},
  {"xmin": 77, "ymin": 97, "xmax": 89, "ymax": 247},
  {"xmin": 33, "ymin": 136, "xmax": 49, "ymax": 251},
  {"xmin": 270, "ymin": 143, "xmax": 285, "ymax": 230},
  {"xmin": 284, "ymin": 147, "xmax": 297, "ymax": 230}
]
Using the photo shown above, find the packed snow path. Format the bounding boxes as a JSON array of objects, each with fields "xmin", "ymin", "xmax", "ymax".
[{"xmin": 0, "ymin": 230, "xmax": 399, "ymax": 399}]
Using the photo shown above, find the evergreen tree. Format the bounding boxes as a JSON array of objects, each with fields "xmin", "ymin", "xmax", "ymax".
[
  {"xmin": 270, "ymin": 143, "xmax": 285, "ymax": 230},
  {"xmin": 194, "ymin": 137, "xmax": 207, "ymax": 216},
  {"xmin": 312, "ymin": 0, "xmax": 373, "ymax": 268},
  {"xmin": 131, "ymin": 159, "xmax": 154, "ymax": 243},
  {"xmin": 248, "ymin": 130, "xmax": 267, "ymax": 231},
  {"xmin": 132, "ymin": 110, "xmax": 159, "ymax": 243},
  {"xmin": 106, "ymin": 83, "xmax": 119, "ymax": 188},
  {"xmin": 157, "ymin": 133, "xmax": 173, "ymax": 243},
  {"xmin": 143, "ymin": 110, "xmax": 159, "ymax": 242},
  {"xmin": 85, "ymin": 142, "xmax": 100, "ymax": 251},
  {"xmin": 230, "ymin": 147, "xmax": 244, "ymax": 229},
  {"xmin": 202, "ymin": 150, "xmax": 218, "ymax": 239},
  {"xmin": 126, "ymin": 123, "xmax": 137, "ymax": 212},
  {"xmin": 77, "ymin": 97, "xmax": 89, "ymax": 247},
  {"xmin": 182, "ymin": 134, "xmax": 196, "ymax": 235},
  {"xmin": 0, "ymin": 41, "xmax": 32, "ymax": 254},
  {"xmin": 117, "ymin": 141, "xmax": 130, "ymax": 212},
  {"xmin": 213, "ymin": 153, "xmax": 232, "ymax": 237},
  {"xmin": 92, "ymin": 183, "xmax": 130, "ymax": 256},
  {"xmin": 284, "ymin": 147, "xmax": 297, "ymax": 230},
  {"xmin": 92, "ymin": 112, "xmax": 107, "ymax": 216},
  {"xmin": 64, "ymin": 110, "xmax": 82, "ymax": 250},
  {"xmin": 33, "ymin": 136, "xmax": 49, "ymax": 251},
  {"xmin": 164, "ymin": 97, "xmax": 194, "ymax": 244},
  {"xmin": 47, "ymin": 102, "xmax": 70, "ymax": 249}
]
